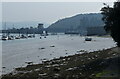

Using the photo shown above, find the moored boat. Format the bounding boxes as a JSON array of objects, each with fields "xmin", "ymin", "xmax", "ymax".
[
  {"xmin": 85, "ymin": 37, "xmax": 92, "ymax": 41},
  {"xmin": 8, "ymin": 36, "xmax": 14, "ymax": 40},
  {"xmin": 15, "ymin": 36, "xmax": 21, "ymax": 39},
  {"xmin": 1, "ymin": 36, "xmax": 8, "ymax": 40}
]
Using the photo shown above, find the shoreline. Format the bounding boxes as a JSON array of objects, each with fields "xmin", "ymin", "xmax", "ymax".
[{"xmin": 2, "ymin": 47, "xmax": 120, "ymax": 79}]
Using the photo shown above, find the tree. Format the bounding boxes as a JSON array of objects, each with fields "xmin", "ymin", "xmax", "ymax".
[{"xmin": 101, "ymin": 1, "xmax": 120, "ymax": 47}]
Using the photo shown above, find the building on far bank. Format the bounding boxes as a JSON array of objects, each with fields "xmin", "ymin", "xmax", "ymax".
[
  {"xmin": 86, "ymin": 26, "xmax": 106, "ymax": 36},
  {"xmin": 37, "ymin": 23, "xmax": 44, "ymax": 34},
  {"xmin": 38, "ymin": 23, "xmax": 44, "ymax": 29}
]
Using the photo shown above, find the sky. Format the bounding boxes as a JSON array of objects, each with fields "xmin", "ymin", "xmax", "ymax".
[
  {"xmin": 1, "ymin": 2, "xmax": 114, "ymax": 24},
  {"xmin": 1, "ymin": 0, "xmax": 116, "ymax": 2}
]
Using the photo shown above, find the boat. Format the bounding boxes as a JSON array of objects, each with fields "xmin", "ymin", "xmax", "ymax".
[
  {"xmin": 85, "ymin": 37, "xmax": 92, "ymax": 41},
  {"xmin": 20, "ymin": 35, "xmax": 28, "ymax": 39},
  {"xmin": 1, "ymin": 35, "xmax": 14, "ymax": 40},
  {"xmin": 15, "ymin": 36, "xmax": 21, "ymax": 39},
  {"xmin": 28, "ymin": 34, "xmax": 35, "ymax": 38},
  {"xmin": 1, "ymin": 36, "xmax": 8, "ymax": 40},
  {"xmin": 8, "ymin": 36, "xmax": 14, "ymax": 40},
  {"xmin": 28, "ymin": 35, "xmax": 32, "ymax": 38}
]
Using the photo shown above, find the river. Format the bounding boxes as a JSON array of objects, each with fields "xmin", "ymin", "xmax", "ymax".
[{"xmin": 1, "ymin": 34, "xmax": 115, "ymax": 74}]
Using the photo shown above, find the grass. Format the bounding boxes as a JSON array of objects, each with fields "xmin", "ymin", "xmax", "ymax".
[{"xmin": 96, "ymin": 71, "xmax": 110, "ymax": 77}]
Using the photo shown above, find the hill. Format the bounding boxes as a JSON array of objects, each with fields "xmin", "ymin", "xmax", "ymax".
[{"xmin": 47, "ymin": 13, "xmax": 104, "ymax": 34}]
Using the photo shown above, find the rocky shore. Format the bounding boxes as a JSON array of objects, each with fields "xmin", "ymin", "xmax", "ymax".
[{"xmin": 2, "ymin": 47, "xmax": 120, "ymax": 79}]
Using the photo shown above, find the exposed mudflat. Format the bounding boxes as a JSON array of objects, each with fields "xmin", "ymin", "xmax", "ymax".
[{"xmin": 2, "ymin": 47, "xmax": 120, "ymax": 79}]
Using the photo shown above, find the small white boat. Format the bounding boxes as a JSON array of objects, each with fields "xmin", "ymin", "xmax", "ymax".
[
  {"xmin": 20, "ymin": 35, "xmax": 28, "ymax": 39},
  {"xmin": 8, "ymin": 36, "xmax": 14, "ymax": 40},
  {"xmin": 1, "ymin": 36, "xmax": 8, "ymax": 40},
  {"xmin": 28, "ymin": 34, "xmax": 35, "ymax": 38},
  {"xmin": 15, "ymin": 36, "xmax": 21, "ymax": 39}
]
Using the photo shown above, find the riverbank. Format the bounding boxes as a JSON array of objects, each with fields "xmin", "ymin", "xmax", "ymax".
[{"xmin": 2, "ymin": 47, "xmax": 120, "ymax": 79}]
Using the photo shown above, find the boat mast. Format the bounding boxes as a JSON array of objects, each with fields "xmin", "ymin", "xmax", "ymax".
[{"xmin": 4, "ymin": 22, "xmax": 7, "ymax": 36}]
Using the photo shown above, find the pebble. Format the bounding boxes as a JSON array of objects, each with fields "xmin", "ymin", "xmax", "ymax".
[
  {"xmin": 39, "ymin": 73, "xmax": 47, "ymax": 76},
  {"xmin": 34, "ymin": 69, "xmax": 40, "ymax": 71}
]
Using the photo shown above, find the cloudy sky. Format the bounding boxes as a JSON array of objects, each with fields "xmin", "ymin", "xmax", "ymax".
[{"xmin": 2, "ymin": 2, "xmax": 113, "ymax": 24}]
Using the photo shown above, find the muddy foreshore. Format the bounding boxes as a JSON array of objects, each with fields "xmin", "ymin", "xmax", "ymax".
[{"xmin": 2, "ymin": 47, "xmax": 120, "ymax": 79}]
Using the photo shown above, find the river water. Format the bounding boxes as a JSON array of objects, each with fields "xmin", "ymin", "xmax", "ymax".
[{"xmin": 1, "ymin": 34, "xmax": 115, "ymax": 74}]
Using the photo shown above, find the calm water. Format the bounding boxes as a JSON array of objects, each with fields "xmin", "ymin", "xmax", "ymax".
[{"xmin": 2, "ymin": 34, "xmax": 115, "ymax": 74}]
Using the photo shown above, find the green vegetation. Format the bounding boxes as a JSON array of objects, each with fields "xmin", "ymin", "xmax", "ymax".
[
  {"xmin": 101, "ymin": 1, "xmax": 120, "ymax": 47},
  {"xmin": 96, "ymin": 71, "xmax": 110, "ymax": 77}
]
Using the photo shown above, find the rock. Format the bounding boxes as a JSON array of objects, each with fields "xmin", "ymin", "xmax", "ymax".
[
  {"xmin": 52, "ymin": 64, "xmax": 59, "ymax": 67},
  {"xmin": 91, "ymin": 57, "xmax": 95, "ymax": 60},
  {"xmin": 81, "ymin": 59, "xmax": 84, "ymax": 62},
  {"xmin": 88, "ymin": 58, "xmax": 91, "ymax": 60},
  {"xmin": 39, "ymin": 73, "xmax": 47, "ymax": 76},
  {"xmin": 50, "ymin": 45, "xmax": 55, "ymax": 47},
  {"xmin": 54, "ymin": 74, "xmax": 60, "ymax": 78},
  {"xmin": 53, "ymin": 67, "xmax": 60, "ymax": 72},
  {"xmin": 82, "ymin": 65, "xmax": 86, "ymax": 67},
  {"xmin": 2, "ymin": 67, "xmax": 6, "ymax": 68},
  {"xmin": 40, "ymin": 47, "xmax": 45, "ymax": 49},
  {"xmin": 25, "ymin": 61, "xmax": 33, "ymax": 65},
  {"xmin": 66, "ymin": 67, "xmax": 78, "ymax": 71},
  {"xmin": 62, "ymin": 59, "xmax": 66, "ymax": 61},
  {"xmin": 45, "ymin": 65, "xmax": 51, "ymax": 68},
  {"xmin": 112, "ymin": 54, "xmax": 116, "ymax": 56},
  {"xmin": 77, "ymin": 50, "xmax": 86, "ymax": 52},
  {"xmin": 95, "ymin": 55, "xmax": 98, "ymax": 58},
  {"xmin": 60, "ymin": 64, "xmax": 66, "ymax": 66},
  {"xmin": 67, "ymin": 58, "xmax": 70, "ymax": 60},
  {"xmin": 66, "ymin": 68, "xmax": 74, "ymax": 71},
  {"xmin": 34, "ymin": 69, "xmax": 40, "ymax": 71}
]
